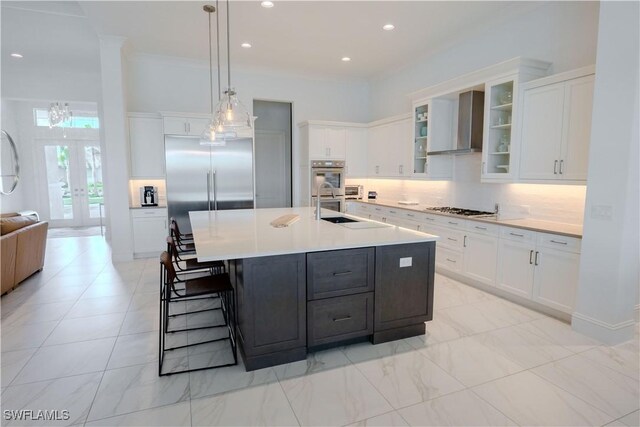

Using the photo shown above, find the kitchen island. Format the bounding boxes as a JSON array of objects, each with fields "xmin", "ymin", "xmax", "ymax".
[{"xmin": 190, "ymin": 207, "xmax": 438, "ymax": 371}]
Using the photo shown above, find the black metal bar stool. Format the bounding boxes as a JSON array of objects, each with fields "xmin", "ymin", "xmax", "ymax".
[
  {"xmin": 170, "ymin": 217, "xmax": 194, "ymax": 241},
  {"xmin": 159, "ymin": 251, "xmax": 237, "ymax": 376},
  {"xmin": 166, "ymin": 236, "xmax": 225, "ymax": 274},
  {"xmin": 170, "ymin": 222, "xmax": 196, "ymax": 254}
]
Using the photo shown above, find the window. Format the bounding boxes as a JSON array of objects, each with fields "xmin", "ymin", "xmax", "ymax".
[{"xmin": 34, "ymin": 109, "xmax": 100, "ymax": 129}]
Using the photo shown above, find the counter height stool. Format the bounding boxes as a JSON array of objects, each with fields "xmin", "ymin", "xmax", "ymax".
[
  {"xmin": 166, "ymin": 236, "xmax": 225, "ymax": 274},
  {"xmin": 170, "ymin": 222, "xmax": 195, "ymax": 254},
  {"xmin": 170, "ymin": 217, "xmax": 194, "ymax": 242},
  {"xmin": 159, "ymin": 251, "xmax": 237, "ymax": 376}
]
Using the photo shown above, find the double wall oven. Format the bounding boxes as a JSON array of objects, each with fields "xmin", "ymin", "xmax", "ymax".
[{"xmin": 311, "ymin": 160, "xmax": 345, "ymax": 212}]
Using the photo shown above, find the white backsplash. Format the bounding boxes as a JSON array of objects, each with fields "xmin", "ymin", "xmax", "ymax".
[{"xmin": 347, "ymin": 156, "xmax": 586, "ymax": 226}]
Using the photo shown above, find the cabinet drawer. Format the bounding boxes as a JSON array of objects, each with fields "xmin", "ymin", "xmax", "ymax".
[
  {"xmin": 537, "ymin": 233, "xmax": 581, "ymax": 253},
  {"xmin": 436, "ymin": 246, "xmax": 463, "ymax": 273},
  {"xmin": 433, "ymin": 215, "xmax": 467, "ymax": 229},
  {"xmin": 131, "ymin": 208, "xmax": 167, "ymax": 218},
  {"xmin": 307, "ymin": 292, "xmax": 374, "ymax": 347},
  {"xmin": 466, "ymin": 221, "xmax": 500, "ymax": 236},
  {"xmin": 307, "ymin": 248, "xmax": 374, "ymax": 300},
  {"xmin": 500, "ymin": 226, "xmax": 537, "ymax": 243},
  {"xmin": 435, "ymin": 227, "xmax": 465, "ymax": 250}
]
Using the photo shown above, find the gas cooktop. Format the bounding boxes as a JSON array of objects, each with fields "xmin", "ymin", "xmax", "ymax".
[{"xmin": 425, "ymin": 207, "xmax": 496, "ymax": 217}]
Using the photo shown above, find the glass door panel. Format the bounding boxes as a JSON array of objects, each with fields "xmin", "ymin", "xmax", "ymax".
[
  {"xmin": 43, "ymin": 144, "xmax": 76, "ymax": 225},
  {"xmin": 83, "ymin": 144, "xmax": 103, "ymax": 221}
]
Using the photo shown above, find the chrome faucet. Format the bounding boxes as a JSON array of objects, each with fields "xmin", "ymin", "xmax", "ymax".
[{"xmin": 315, "ymin": 182, "xmax": 336, "ymax": 220}]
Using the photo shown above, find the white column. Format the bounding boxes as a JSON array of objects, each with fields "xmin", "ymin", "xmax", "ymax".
[
  {"xmin": 572, "ymin": 1, "xmax": 639, "ymax": 344},
  {"xmin": 98, "ymin": 36, "xmax": 134, "ymax": 262}
]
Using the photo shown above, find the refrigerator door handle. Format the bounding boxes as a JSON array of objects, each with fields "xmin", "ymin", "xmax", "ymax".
[
  {"xmin": 206, "ymin": 171, "xmax": 211, "ymax": 211},
  {"xmin": 212, "ymin": 170, "xmax": 218, "ymax": 210}
]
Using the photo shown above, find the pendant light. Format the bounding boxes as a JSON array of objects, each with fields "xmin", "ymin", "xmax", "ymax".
[
  {"xmin": 200, "ymin": 4, "xmax": 228, "ymax": 145},
  {"xmin": 212, "ymin": 0, "xmax": 252, "ymax": 137}
]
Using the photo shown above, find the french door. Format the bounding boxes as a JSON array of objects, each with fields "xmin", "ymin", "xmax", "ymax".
[{"xmin": 40, "ymin": 140, "xmax": 103, "ymax": 227}]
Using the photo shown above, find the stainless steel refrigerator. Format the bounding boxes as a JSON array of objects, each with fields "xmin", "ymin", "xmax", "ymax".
[{"xmin": 165, "ymin": 136, "xmax": 254, "ymax": 233}]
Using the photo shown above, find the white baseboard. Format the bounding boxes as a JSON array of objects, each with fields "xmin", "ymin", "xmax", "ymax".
[{"xmin": 571, "ymin": 311, "xmax": 636, "ymax": 345}]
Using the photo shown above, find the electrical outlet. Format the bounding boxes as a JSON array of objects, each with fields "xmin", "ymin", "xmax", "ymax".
[
  {"xmin": 591, "ymin": 205, "xmax": 613, "ymax": 220},
  {"xmin": 399, "ymin": 257, "xmax": 412, "ymax": 268}
]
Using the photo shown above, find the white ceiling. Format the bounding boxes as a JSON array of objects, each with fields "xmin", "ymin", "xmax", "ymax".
[
  {"xmin": 1, "ymin": 1, "xmax": 100, "ymax": 73},
  {"xmin": 2, "ymin": 1, "xmax": 545, "ymax": 80}
]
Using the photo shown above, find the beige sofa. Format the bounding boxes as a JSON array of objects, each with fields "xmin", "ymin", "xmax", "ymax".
[{"xmin": 1, "ymin": 213, "xmax": 48, "ymax": 295}]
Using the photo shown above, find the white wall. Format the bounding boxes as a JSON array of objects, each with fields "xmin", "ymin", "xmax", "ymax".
[
  {"xmin": 572, "ymin": 1, "xmax": 639, "ymax": 344},
  {"xmin": 369, "ymin": 1, "xmax": 599, "ymax": 120}
]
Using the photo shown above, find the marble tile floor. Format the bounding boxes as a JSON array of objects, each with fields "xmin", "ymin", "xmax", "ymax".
[{"xmin": 1, "ymin": 235, "xmax": 638, "ymax": 426}]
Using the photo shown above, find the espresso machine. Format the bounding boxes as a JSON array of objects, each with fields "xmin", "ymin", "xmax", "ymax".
[{"xmin": 140, "ymin": 186, "xmax": 158, "ymax": 207}]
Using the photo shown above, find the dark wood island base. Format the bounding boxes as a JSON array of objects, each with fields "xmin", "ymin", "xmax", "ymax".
[{"xmin": 229, "ymin": 241, "xmax": 435, "ymax": 371}]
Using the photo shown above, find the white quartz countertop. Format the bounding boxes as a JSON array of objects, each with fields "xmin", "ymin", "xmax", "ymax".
[
  {"xmin": 354, "ymin": 199, "xmax": 583, "ymax": 238},
  {"xmin": 189, "ymin": 207, "xmax": 437, "ymax": 262}
]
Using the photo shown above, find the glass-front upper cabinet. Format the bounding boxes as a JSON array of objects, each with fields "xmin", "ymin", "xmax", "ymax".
[
  {"xmin": 412, "ymin": 99, "xmax": 453, "ymax": 180},
  {"xmin": 413, "ymin": 103, "xmax": 429, "ymax": 174},
  {"xmin": 481, "ymin": 76, "xmax": 518, "ymax": 181}
]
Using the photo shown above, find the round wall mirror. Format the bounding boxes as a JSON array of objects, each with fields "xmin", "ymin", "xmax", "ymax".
[{"xmin": 1, "ymin": 130, "xmax": 20, "ymax": 195}]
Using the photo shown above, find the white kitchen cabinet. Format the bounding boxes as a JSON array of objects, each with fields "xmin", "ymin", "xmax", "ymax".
[
  {"xmin": 519, "ymin": 83, "xmax": 566, "ymax": 180},
  {"xmin": 532, "ymin": 247, "xmax": 580, "ymax": 313},
  {"xmin": 308, "ymin": 126, "xmax": 346, "ymax": 160},
  {"xmin": 163, "ymin": 116, "xmax": 211, "ymax": 137},
  {"xmin": 367, "ymin": 118, "xmax": 412, "ymax": 177},
  {"xmin": 131, "ymin": 208, "xmax": 168, "ymax": 256},
  {"xmin": 496, "ymin": 238, "xmax": 536, "ymax": 298},
  {"xmin": 345, "ymin": 127, "xmax": 368, "ymax": 177},
  {"xmin": 129, "ymin": 115, "xmax": 165, "ymax": 178},
  {"xmin": 462, "ymin": 232, "xmax": 498, "ymax": 286},
  {"xmin": 519, "ymin": 71, "xmax": 594, "ymax": 182},
  {"xmin": 496, "ymin": 228, "xmax": 581, "ymax": 314}
]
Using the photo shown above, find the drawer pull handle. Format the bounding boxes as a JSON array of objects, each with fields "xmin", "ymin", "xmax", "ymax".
[
  {"xmin": 535, "ymin": 251, "xmax": 540, "ymax": 266},
  {"xmin": 446, "ymin": 258, "xmax": 457, "ymax": 263},
  {"xmin": 550, "ymin": 239, "xmax": 567, "ymax": 245},
  {"xmin": 375, "ymin": 208, "xmax": 381, "ymax": 211},
  {"xmin": 333, "ymin": 316, "xmax": 352, "ymax": 322},
  {"xmin": 447, "ymin": 237, "xmax": 458, "ymax": 242},
  {"xmin": 389, "ymin": 210, "xmax": 397, "ymax": 214},
  {"xmin": 333, "ymin": 271, "xmax": 352, "ymax": 277},
  {"xmin": 509, "ymin": 232, "xmax": 524, "ymax": 237},
  {"xmin": 426, "ymin": 217, "xmax": 435, "ymax": 221},
  {"xmin": 448, "ymin": 221, "xmax": 458, "ymax": 225},
  {"xmin": 529, "ymin": 250, "xmax": 534, "ymax": 265},
  {"xmin": 475, "ymin": 226, "xmax": 487, "ymax": 230},
  {"xmin": 407, "ymin": 214, "xmax": 415, "ymax": 217}
]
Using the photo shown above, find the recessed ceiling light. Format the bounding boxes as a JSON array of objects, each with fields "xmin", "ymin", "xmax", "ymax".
[
  {"xmin": 241, "ymin": 43, "xmax": 252, "ymax": 48},
  {"xmin": 261, "ymin": 1, "xmax": 274, "ymax": 8},
  {"xmin": 10, "ymin": 53, "xmax": 23, "ymax": 58},
  {"xmin": 383, "ymin": 24, "xmax": 395, "ymax": 31},
  {"xmin": 341, "ymin": 57, "xmax": 351, "ymax": 62}
]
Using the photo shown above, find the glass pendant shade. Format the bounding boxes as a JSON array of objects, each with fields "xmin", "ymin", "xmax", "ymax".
[
  {"xmin": 199, "ymin": 119, "xmax": 226, "ymax": 146},
  {"xmin": 213, "ymin": 88, "xmax": 252, "ymax": 135}
]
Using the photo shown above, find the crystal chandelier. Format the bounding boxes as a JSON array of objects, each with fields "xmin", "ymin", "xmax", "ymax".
[
  {"xmin": 200, "ymin": 0, "xmax": 252, "ymax": 145},
  {"xmin": 48, "ymin": 102, "xmax": 72, "ymax": 128}
]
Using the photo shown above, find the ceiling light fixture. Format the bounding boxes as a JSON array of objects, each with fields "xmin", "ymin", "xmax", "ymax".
[
  {"xmin": 241, "ymin": 42, "xmax": 252, "ymax": 48},
  {"xmin": 212, "ymin": 0, "xmax": 253, "ymax": 139},
  {"xmin": 341, "ymin": 57, "xmax": 351, "ymax": 62},
  {"xmin": 10, "ymin": 53, "xmax": 23, "ymax": 58},
  {"xmin": 382, "ymin": 24, "xmax": 395, "ymax": 31},
  {"xmin": 261, "ymin": 1, "xmax": 274, "ymax": 8},
  {"xmin": 200, "ymin": 4, "xmax": 227, "ymax": 145}
]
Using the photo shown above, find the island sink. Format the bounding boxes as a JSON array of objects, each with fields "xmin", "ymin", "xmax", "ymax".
[{"xmin": 322, "ymin": 216, "xmax": 360, "ymax": 224}]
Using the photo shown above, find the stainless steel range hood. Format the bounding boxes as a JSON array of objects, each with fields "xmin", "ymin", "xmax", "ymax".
[{"xmin": 427, "ymin": 90, "xmax": 485, "ymax": 155}]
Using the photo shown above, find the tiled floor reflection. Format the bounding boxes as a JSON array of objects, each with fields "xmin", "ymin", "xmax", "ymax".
[{"xmin": 1, "ymin": 235, "xmax": 638, "ymax": 426}]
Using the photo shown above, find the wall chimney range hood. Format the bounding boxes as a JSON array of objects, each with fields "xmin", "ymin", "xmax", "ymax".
[{"xmin": 427, "ymin": 90, "xmax": 485, "ymax": 155}]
